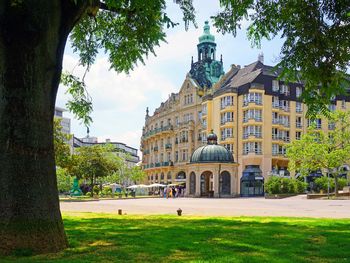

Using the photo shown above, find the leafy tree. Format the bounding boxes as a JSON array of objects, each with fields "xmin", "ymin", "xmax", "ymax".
[
  {"xmin": 56, "ymin": 167, "xmax": 73, "ymax": 193},
  {"xmin": 212, "ymin": 0, "xmax": 350, "ymax": 115},
  {"xmin": 287, "ymin": 110, "xmax": 350, "ymax": 195},
  {"xmin": 0, "ymin": 1, "xmax": 192, "ymax": 254},
  {"xmin": 69, "ymin": 144, "xmax": 119, "ymax": 191},
  {"xmin": 54, "ymin": 118, "xmax": 72, "ymax": 168}
]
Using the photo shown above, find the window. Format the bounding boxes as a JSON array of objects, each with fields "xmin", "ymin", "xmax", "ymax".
[
  {"xmin": 308, "ymin": 119, "xmax": 322, "ymax": 129},
  {"xmin": 243, "ymin": 142, "xmax": 262, "ymax": 155},
  {"xmin": 328, "ymin": 121, "xmax": 335, "ymax": 130},
  {"xmin": 296, "ymin": 132, "xmax": 301, "ymax": 140},
  {"xmin": 243, "ymin": 109, "xmax": 262, "ymax": 122},
  {"xmin": 279, "ymin": 115, "xmax": 290, "ymax": 127},
  {"xmin": 296, "ymin": 87, "xmax": 302, "ymax": 98},
  {"xmin": 272, "ymin": 96, "xmax": 279, "ymax": 108},
  {"xmin": 175, "ymin": 151, "xmax": 178, "ymax": 162},
  {"xmin": 224, "ymin": 144, "xmax": 234, "ymax": 153},
  {"xmin": 272, "ymin": 144, "xmax": 287, "ymax": 155},
  {"xmin": 221, "ymin": 128, "xmax": 233, "ymax": 140},
  {"xmin": 296, "ymin": 117, "xmax": 302, "ymax": 128},
  {"xmin": 272, "ymin": 112, "xmax": 279, "ymax": 124},
  {"xmin": 243, "ymin": 93, "xmax": 262, "ymax": 106},
  {"xmin": 272, "ymin": 80, "xmax": 279, "ymax": 92},
  {"xmin": 280, "ymin": 84, "xmax": 290, "ymax": 96},
  {"xmin": 272, "ymin": 128, "xmax": 279, "ymax": 140},
  {"xmin": 296, "ymin": 102, "xmax": 303, "ymax": 113},
  {"xmin": 220, "ymin": 112, "xmax": 234, "ymax": 124},
  {"xmin": 220, "ymin": 96, "xmax": 234, "ymax": 109},
  {"xmin": 202, "ymin": 118, "xmax": 207, "ymax": 129},
  {"xmin": 279, "ymin": 100, "xmax": 290, "ymax": 111},
  {"xmin": 243, "ymin": 126, "xmax": 262, "ymax": 138}
]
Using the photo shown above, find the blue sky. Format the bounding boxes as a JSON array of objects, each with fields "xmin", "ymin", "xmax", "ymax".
[{"xmin": 56, "ymin": 1, "xmax": 284, "ymax": 154}]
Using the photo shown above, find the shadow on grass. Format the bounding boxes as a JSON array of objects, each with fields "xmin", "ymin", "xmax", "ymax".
[{"xmin": 3, "ymin": 214, "xmax": 350, "ymax": 263}]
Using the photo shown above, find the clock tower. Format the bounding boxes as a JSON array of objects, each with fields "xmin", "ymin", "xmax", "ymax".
[{"xmin": 189, "ymin": 21, "xmax": 224, "ymax": 89}]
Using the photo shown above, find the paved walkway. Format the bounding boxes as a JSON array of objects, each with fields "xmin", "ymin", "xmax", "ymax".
[{"xmin": 60, "ymin": 195, "xmax": 350, "ymax": 218}]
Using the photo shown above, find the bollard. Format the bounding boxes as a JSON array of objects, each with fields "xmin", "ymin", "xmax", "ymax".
[
  {"xmin": 177, "ymin": 208, "xmax": 182, "ymax": 216},
  {"xmin": 118, "ymin": 209, "xmax": 122, "ymax": 215}
]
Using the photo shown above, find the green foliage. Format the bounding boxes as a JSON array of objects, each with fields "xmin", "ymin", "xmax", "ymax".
[
  {"xmin": 315, "ymin": 176, "xmax": 348, "ymax": 193},
  {"xmin": 85, "ymin": 191, "xmax": 92, "ymax": 197},
  {"xmin": 53, "ymin": 118, "xmax": 72, "ymax": 168},
  {"xmin": 93, "ymin": 185, "xmax": 100, "ymax": 196},
  {"xmin": 68, "ymin": 144, "xmax": 120, "ymax": 186},
  {"xmin": 287, "ymin": 110, "xmax": 350, "ymax": 194},
  {"xmin": 60, "ymin": 73, "xmax": 93, "ymax": 127},
  {"xmin": 101, "ymin": 186, "xmax": 113, "ymax": 196},
  {"xmin": 265, "ymin": 176, "xmax": 306, "ymax": 194},
  {"xmin": 61, "ymin": 0, "xmax": 196, "ymax": 125},
  {"xmin": 56, "ymin": 167, "xmax": 72, "ymax": 193},
  {"xmin": 213, "ymin": 0, "xmax": 350, "ymax": 115}
]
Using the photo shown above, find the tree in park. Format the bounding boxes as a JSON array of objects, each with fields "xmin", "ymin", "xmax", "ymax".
[
  {"xmin": 53, "ymin": 118, "xmax": 72, "ymax": 168},
  {"xmin": 0, "ymin": 0, "xmax": 349, "ymax": 255},
  {"xmin": 68, "ymin": 144, "xmax": 120, "ymax": 191},
  {"xmin": 287, "ymin": 110, "xmax": 350, "ymax": 196}
]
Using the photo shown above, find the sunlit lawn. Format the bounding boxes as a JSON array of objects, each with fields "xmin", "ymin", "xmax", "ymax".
[{"xmin": 3, "ymin": 213, "xmax": 350, "ymax": 262}]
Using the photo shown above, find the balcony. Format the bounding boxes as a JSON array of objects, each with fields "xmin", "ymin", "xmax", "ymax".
[
  {"xmin": 296, "ymin": 123, "xmax": 303, "ymax": 128},
  {"xmin": 155, "ymin": 162, "xmax": 161, "ymax": 167},
  {"xmin": 142, "ymin": 125, "xmax": 174, "ymax": 139},
  {"xmin": 165, "ymin": 143, "xmax": 172, "ymax": 149},
  {"xmin": 243, "ymin": 133, "xmax": 262, "ymax": 139},
  {"xmin": 272, "ymin": 119, "xmax": 280, "ymax": 124},
  {"xmin": 243, "ymin": 117, "xmax": 262, "ymax": 123},
  {"xmin": 153, "ymin": 146, "xmax": 158, "ymax": 152}
]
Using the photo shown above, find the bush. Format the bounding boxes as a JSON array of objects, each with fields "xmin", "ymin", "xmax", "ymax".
[
  {"xmin": 56, "ymin": 167, "xmax": 72, "ymax": 193},
  {"xmin": 315, "ymin": 176, "xmax": 348, "ymax": 193},
  {"xmin": 85, "ymin": 191, "xmax": 92, "ymax": 197},
  {"xmin": 101, "ymin": 186, "xmax": 112, "ymax": 197},
  {"xmin": 265, "ymin": 176, "xmax": 306, "ymax": 194},
  {"xmin": 93, "ymin": 185, "xmax": 100, "ymax": 196}
]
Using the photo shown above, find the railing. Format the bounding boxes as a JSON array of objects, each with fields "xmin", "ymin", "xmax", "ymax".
[
  {"xmin": 142, "ymin": 125, "xmax": 174, "ymax": 138},
  {"xmin": 243, "ymin": 116, "xmax": 262, "ymax": 123},
  {"xmin": 243, "ymin": 132, "xmax": 262, "ymax": 139}
]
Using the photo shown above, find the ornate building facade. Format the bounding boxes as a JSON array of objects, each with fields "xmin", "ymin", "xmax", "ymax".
[{"xmin": 140, "ymin": 22, "xmax": 350, "ymax": 197}]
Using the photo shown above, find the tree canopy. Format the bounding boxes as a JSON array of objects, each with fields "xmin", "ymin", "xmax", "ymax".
[
  {"xmin": 287, "ymin": 110, "xmax": 350, "ymax": 194},
  {"xmin": 63, "ymin": 0, "xmax": 350, "ymax": 124}
]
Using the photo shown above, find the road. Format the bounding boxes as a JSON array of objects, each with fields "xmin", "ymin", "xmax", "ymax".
[{"xmin": 60, "ymin": 195, "xmax": 350, "ymax": 218}]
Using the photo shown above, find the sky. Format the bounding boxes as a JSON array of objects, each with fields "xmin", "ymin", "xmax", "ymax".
[{"xmin": 56, "ymin": 1, "xmax": 284, "ymax": 155}]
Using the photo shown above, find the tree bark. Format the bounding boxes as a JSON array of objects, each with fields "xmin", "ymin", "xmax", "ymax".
[{"xmin": 0, "ymin": 0, "xmax": 88, "ymax": 255}]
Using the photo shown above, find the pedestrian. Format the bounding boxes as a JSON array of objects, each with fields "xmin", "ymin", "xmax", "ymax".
[
  {"xmin": 172, "ymin": 187, "xmax": 176, "ymax": 198},
  {"xmin": 163, "ymin": 187, "xmax": 167, "ymax": 198}
]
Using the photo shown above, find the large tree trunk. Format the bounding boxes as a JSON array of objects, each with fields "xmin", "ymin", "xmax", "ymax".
[{"xmin": 0, "ymin": 0, "xmax": 88, "ymax": 255}]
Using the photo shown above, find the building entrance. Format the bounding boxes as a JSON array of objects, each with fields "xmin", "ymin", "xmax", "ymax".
[{"xmin": 240, "ymin": 165, "xmax": 264, "ymax": 197}]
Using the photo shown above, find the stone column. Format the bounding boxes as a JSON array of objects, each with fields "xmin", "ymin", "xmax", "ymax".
[
  {"xmin": 213, "ymin": 167, "xmax": 220, "ymax": 198},
  {"xmin": 195, "ymin": 171, "xmax": 201, "ymax": 197},
  {"xmin": 230, "ymin": 168, "xmax": 236, "ymax": 197}
]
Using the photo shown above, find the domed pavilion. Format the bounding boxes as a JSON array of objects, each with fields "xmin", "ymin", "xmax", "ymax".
[{"xmin": 185, "ymin": 131, "xmax": 238, "ymax": 197}]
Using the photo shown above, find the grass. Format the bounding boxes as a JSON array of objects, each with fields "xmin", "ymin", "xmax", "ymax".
[{"xmin": 3, "ymin": 213, "xmax": 350, "ymax": 263}]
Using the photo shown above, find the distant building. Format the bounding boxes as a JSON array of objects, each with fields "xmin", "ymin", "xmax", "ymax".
[
  {"xmin": 73, "ymin": 137, "xmax": 140, "ymax": 167},
  {"xmin": 54, "ymin": 107, "xmax": 71, "ymax": 135}
]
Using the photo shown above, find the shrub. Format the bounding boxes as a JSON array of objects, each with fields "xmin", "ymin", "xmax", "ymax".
[
  {"xmin": 93, "ymin": 185, "xmax": 100, "ymax": 196},
  {"xmin": 315, "ymin": 176, "xmax": 348, "ymax": 193},
  {"xmin": 265, "ymin": 176, "xmax": 306, "ymax": 194},
  {"xmin": 85, "ymin": 191, "xmax": 92, "ymax": 197},
  {"xmin": 101, "ymin": 186, "xmax": 112, "ymax": 196}
]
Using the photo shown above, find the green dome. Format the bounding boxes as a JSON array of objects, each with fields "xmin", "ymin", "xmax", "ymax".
[
  {"xmin": 198, "ymin": 21, "xmax": 215, "ymax": 44},
  {"xmin": 190, "ymin": 143, "xmax": 234, "ymax": 163}
]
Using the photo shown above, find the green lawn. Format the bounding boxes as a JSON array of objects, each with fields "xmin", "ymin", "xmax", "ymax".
[{"xmin": 3, "ymin": 213, "xmax": 350, "ymax": 263}]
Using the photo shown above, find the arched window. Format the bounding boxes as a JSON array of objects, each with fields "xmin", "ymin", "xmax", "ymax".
[{"xmin": 220, "ymin": 171, "xmax": 231, "ymax": 195}]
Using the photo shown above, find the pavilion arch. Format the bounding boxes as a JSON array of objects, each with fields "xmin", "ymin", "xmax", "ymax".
[
  {"xmin": 219, "ymin": 171, "xmax": 231, "ymax": 196},
  {"xmin": 200, "ymin": 170, "xmax": 213, "ymax": 197},
  {"xmin": 189, "ymin": 172, "xmax": 196, "ymax": 195},
  {"xmin": 176, "ymin": 171, "xmax": 186, "ymax": 181}
]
